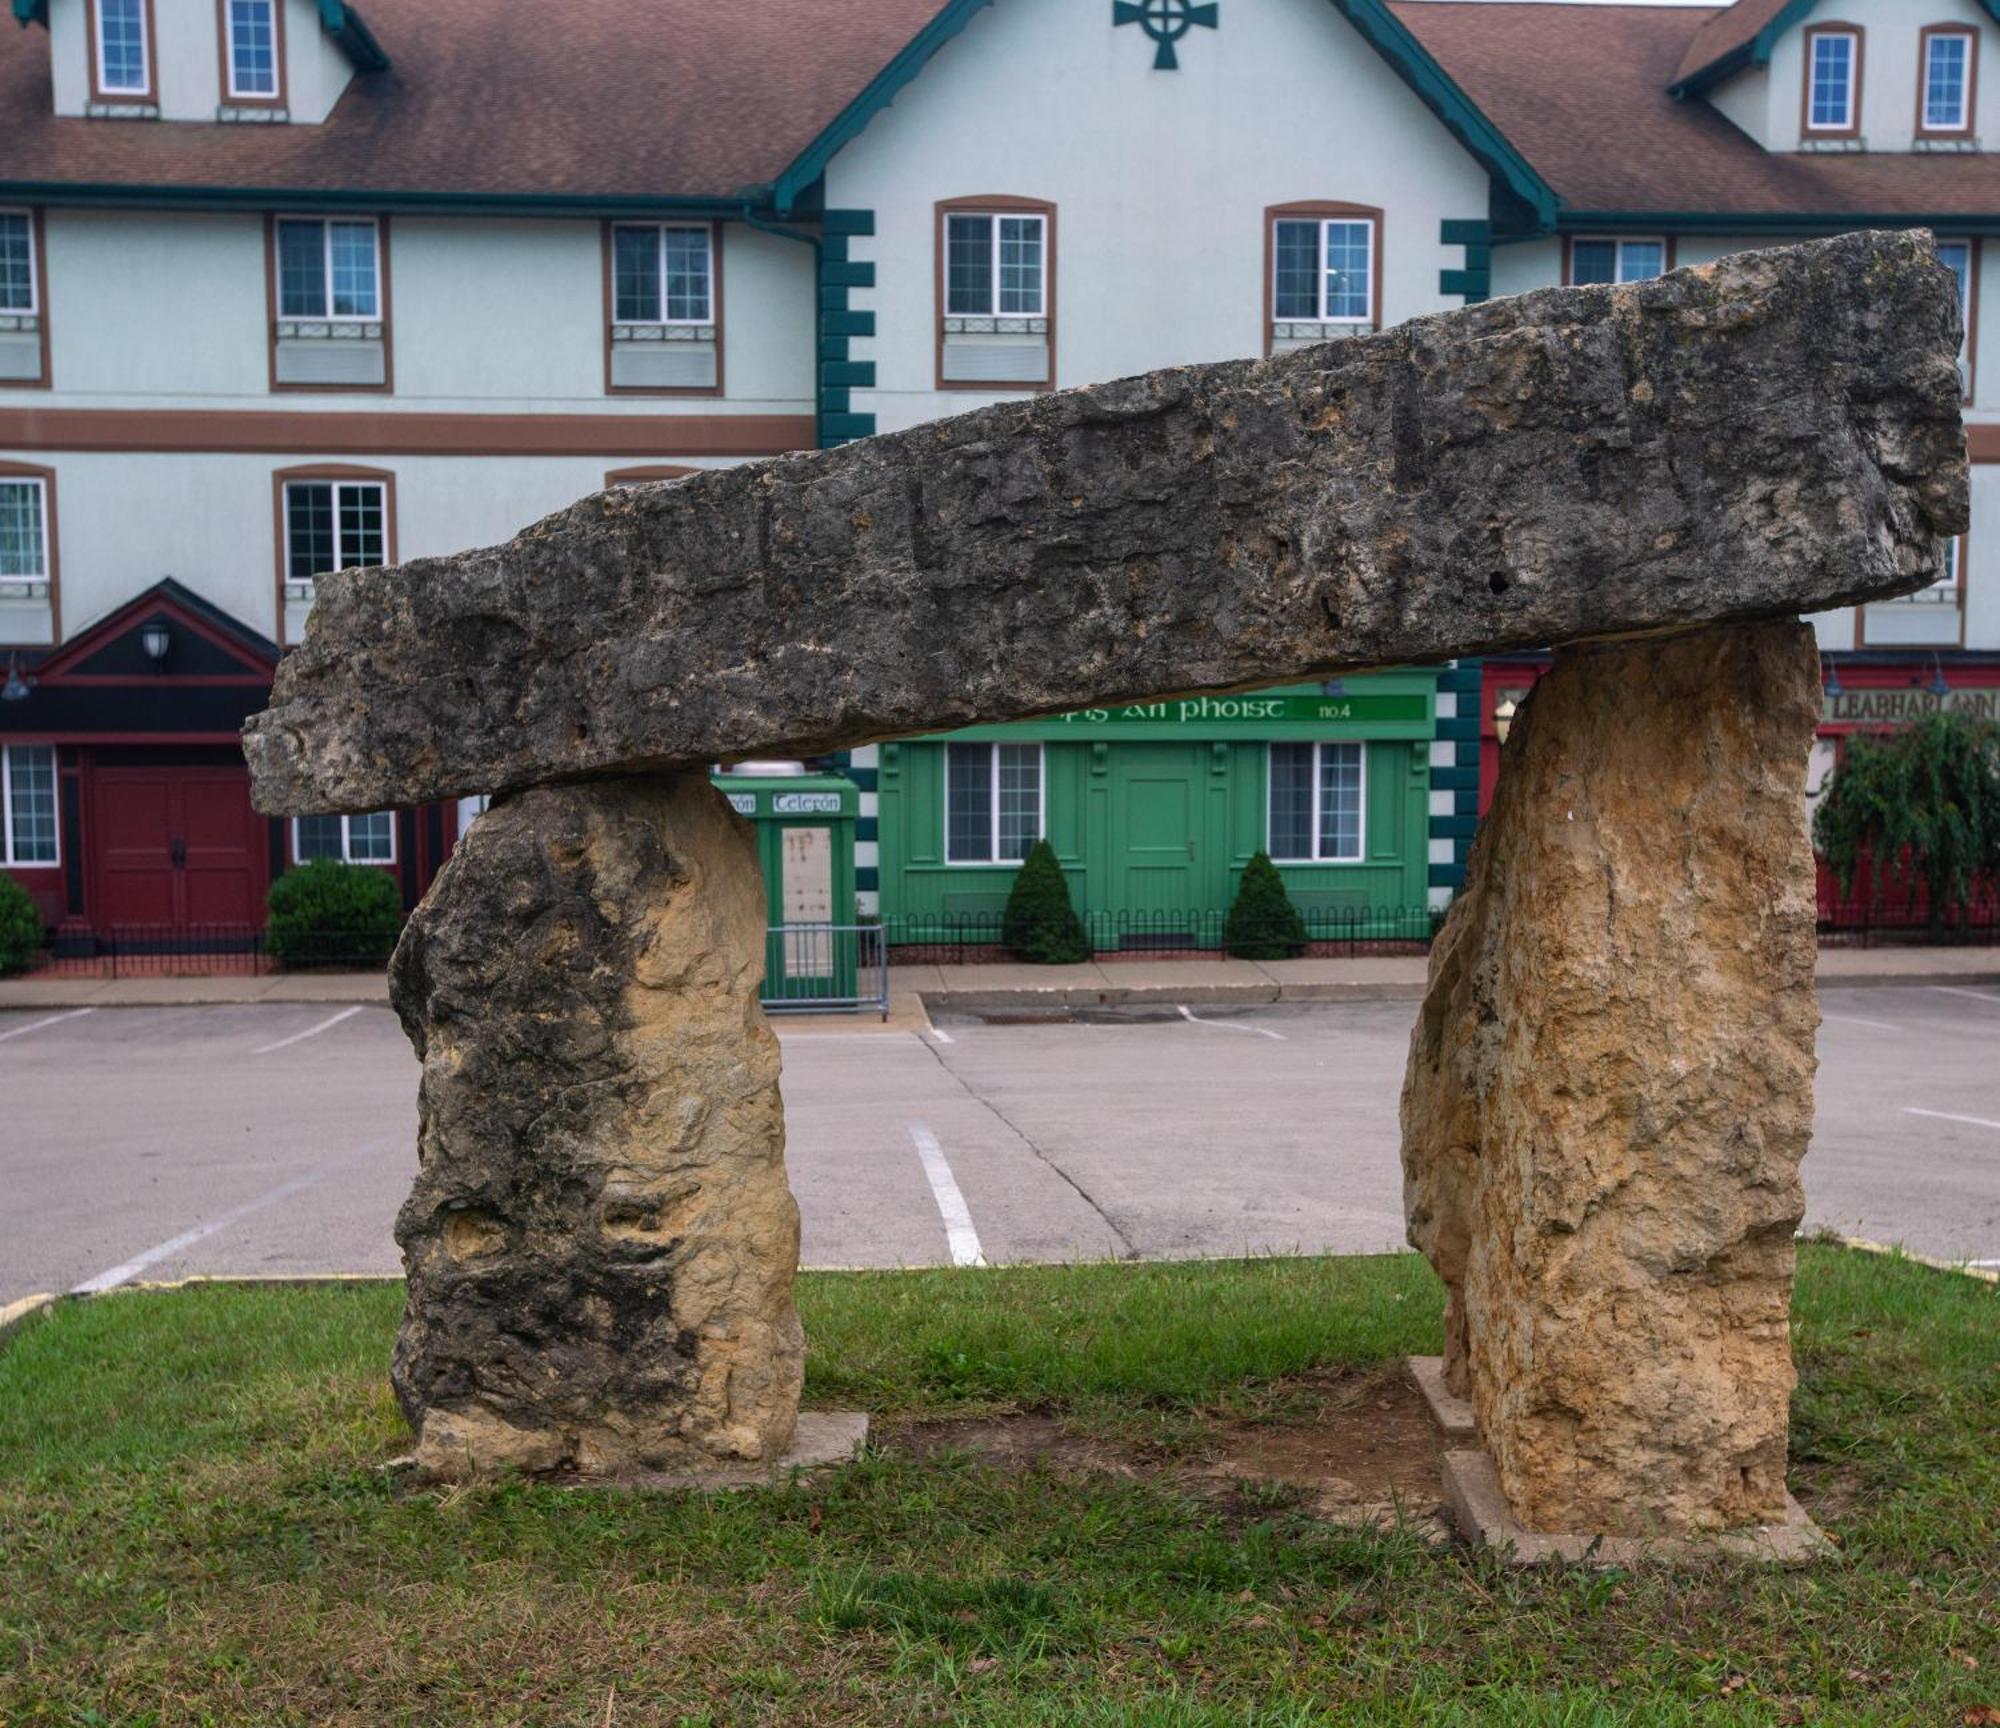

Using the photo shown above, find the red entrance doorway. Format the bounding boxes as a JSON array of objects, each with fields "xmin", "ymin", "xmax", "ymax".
[{"xmin": 90, "ymin": 751, "xmax": 267, "ymax": 929}]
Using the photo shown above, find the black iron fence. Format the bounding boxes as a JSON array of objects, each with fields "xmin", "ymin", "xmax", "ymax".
[
  {"xmin": 23, "ymin": 922, "xmax": 395, "ymax": 979},
  {"xmin": 1816, "ymin": 896, "xmax": 2000, "ymax": 947},
  {"xmin": 880, "ymin": 905, "xmax": 1442, "ymax": 960}
]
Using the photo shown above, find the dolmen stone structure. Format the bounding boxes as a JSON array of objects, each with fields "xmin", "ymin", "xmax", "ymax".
[{"xmin": 247, "ymin": 231, "xmax": 1965, "ymax": 1539}]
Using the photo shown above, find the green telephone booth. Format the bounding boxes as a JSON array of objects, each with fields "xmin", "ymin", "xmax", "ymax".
[{"xmin": 712, "ymin": 766, "xmax": 861, "ymax": 1006}]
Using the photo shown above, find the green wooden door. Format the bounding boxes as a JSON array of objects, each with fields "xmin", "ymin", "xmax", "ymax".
[{"xmin": 1109, "ymin": 744, "xmax": 1212, "ymax": 926}]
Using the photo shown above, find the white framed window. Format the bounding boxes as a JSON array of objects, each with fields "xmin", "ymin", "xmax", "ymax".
[
  {"xmin": 293, "ymin": 812, "xmax": 395, "ymax": 865},
  {"xmin": 275, "ymin": 218, "xmax": 380, "ymax": 320},
  {"xmin": 94, "ymin": 0, "xmax": 150, "ymax": 94},
  {"xmin": 1923, "ymin": 30, "xmax": 1973, "ymax": 131},
  {"xmin": 1806, "ymin": 30, "xmax": 1858, "ymax": 131},
  {"xmin": 2, "ymin": 742, "xmax": 58, "ymax": 867},
  {"xmin": 0, "ymin": 477, "xmax": 48, "ymax": 591},
  {"xmin": 1937, "ymin": 239, "xmax": 1974, "ymax": 391},
  {"xmin": 1272, "ymin": 218, "xmax": 1374, "ymax": 325},
  {"xmin": 1918, "ymin": 534, "xmax": 1964, "ymax": 603},
  {"xmin": 0, "ymin": 211, "xmax": 36, "ymax": 314},
  {"xmin": 1268, "ymin": 742, "xmax": 1365, "ymax": 863},
  {"xmin": 284, "ymin": 479, "xmax": 386, "ymax": 594},
  {"xmin": 945, "ymin": 213, "xmax": 1046, "ymax": 318},
  {"xmin": 945, "ymin": 742, "xmax": 1043, "ymax": 864},
  {"xmin": 1570, "ymin": 237, "xmax": 1666, "ymax": 285},
  {"xmin": 611, "ymin": 224, "xmax": 713, "ymax": 324},
  {"xmin": 227, "ymin": 0, "xmax": 279, "ymax": 98}
]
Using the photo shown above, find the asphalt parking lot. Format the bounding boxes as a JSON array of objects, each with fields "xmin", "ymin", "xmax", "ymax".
[{"xmin": 1, "ymin": 987, "xmax": 1996, "ymax": 1303}]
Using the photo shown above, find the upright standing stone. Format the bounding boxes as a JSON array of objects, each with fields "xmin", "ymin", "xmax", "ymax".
[
  {"xmin": 388, "ymin": 770, "xmax": 803, "ymax": 1477},
  {"xmin": 1402, "ymin": 620, "xmax": 1821, "ymax": 1536}
]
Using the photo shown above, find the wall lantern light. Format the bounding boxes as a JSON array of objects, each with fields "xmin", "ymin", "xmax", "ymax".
[
  {"xmin": 0, "ymin": 652, "xmax": 32, "ymax": 703},
  {"xmin": 1823, "ymin": 659, "xmax": 1844, "ymax": 700},
  {"xmin": 140, "ymin": 623, "xmax": 172, "ymax": 664},
  {"xmin": 1927, "ymin": 654, "xmax": 1950, "ymax": 699}
]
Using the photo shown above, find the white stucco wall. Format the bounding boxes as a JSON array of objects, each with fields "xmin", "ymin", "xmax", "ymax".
[
  {"xmin": 0, "ymin": 448, "xmax": 748, "ymax": 644},
  {"xmin": 823, "ymin": 0, "xmax": 1492, "ymax": 433},
  {"xmin": 36, "ymin": 209, "xmax": 816, "ymax": 413}
]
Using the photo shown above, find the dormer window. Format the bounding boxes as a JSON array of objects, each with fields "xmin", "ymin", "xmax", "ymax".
[
  {"xmin": 91, "ymin": 0, "xmax": 153, "ymax": 98},
  {"xmin": 226, "ymin": 0, "xmax": 281, "ymax": 100},
  {"xmin": 1919, "ymin": 27, "xmax": 1977, "ymax": 137},
  {"xmin": 1804, "ymin": 27, "xmax": 1861, "ymax": 135}
]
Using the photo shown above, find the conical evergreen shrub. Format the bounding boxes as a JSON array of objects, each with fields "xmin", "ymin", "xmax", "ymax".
[
  {"xmin": 1224, "ymin": 851, "xmax": 1309, "ymax": 960},
  {"xmin": 1001, "ymin": 839, "xmax": 1091, "ymax": 964}
]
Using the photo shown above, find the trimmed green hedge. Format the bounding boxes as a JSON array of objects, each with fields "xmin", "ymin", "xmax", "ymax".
[
  {"xmin": 0, "ymin": 872, "xmax": 42, "ymax": 976},
  {"xmin": 1224, "ymin": 851, "xmax": 1309, "ymax": 960},
  {"xmin": 265, "ymin": 860, "xmax": 403, "ymax": 970},
  {"xmin": 1001, "ymin": 839, "xmax": 1091, "ymax": 965}
]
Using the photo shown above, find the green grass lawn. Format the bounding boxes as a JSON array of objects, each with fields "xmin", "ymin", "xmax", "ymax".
[{"xmin": 1, "ymin": 1248, "xmax": 1994, "ymax": 1727}]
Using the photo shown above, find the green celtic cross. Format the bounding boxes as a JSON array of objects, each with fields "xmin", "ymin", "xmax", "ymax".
[{"xmin": 1113, "ymin": 0, "xmax": 1218, "ymax": 70}]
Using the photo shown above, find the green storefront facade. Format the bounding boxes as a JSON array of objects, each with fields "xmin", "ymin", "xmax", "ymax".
[{"xmin": 870, "ymin": 671, "xmax": 1437, "ymax": 943}]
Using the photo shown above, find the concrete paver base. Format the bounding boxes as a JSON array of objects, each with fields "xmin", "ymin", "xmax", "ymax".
[
  {"xmin": 1406, "ymin": 1355, "xmax": 1477, "ymax": 1441},
  {"xmin": 1441, "ymin": 1449, "xmax": 1834, "ymax": 1566},
  {"xmin": 591, "ymin": 1412, "xmax": 870, "ymax": 1492}
]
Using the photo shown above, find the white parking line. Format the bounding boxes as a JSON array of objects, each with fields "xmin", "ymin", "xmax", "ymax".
[
  {"xmin": 908, "ymin": 1120, "xmax": 985, "ymax": 1267},
  {"xmin": 252, "ymin": 1005, "xmax": 364, "ymax": 1055},
  {"xmin": 1177, "ymin": 1003, "xmax": 1286, "ymax": 1041},
  {"xmin": 925, "ymin": 1025, "xmax": 955, "ymax": 1045},
  {"xmin": 0, "ymin": 1007, "xmax": 95, "ymax": 1045},
  {"xmin": 1930, "ymin": 986, "xmax": 2000, "ymax": 1010},
  {"xmin": 1903, "ymin": 1106, "xmax": 2000, "ymax": 1133},
  {"xmin": 72, "ymin": 1167, "xmax": 337, "ymax": 1293},
  {"xmin": 1822, "ymin": 1012, "xmax": 1905, "ymax": 1033}
]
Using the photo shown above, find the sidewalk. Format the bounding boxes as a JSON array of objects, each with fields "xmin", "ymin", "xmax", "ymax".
[{"xmin": 1, "ymin": 946, "xmax": 1995, "ymax": 1016}]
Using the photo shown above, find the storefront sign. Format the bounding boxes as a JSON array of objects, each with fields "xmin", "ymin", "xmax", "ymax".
[
  {"xmin": 1055, "ymin": 693, "xmax": 1427, "ymax": 726},
  {"xmin": 1823, "ymin": 687, "xmax": 2000, "ymax": 726},
  {"xmin": 726, "ymin": 792, "xmax": 758, "ymax": 816},
  {"xmin": 772, "ymin": 791, "xmax": 846, "ymax": 815}
]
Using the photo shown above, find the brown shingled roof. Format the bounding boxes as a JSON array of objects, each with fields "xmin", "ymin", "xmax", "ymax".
[
  {"xmin": 1670, "ymin": 0, "xmax": 1790, "ymax": 90},
  {"xmin": 0, "ymin": 0, "xmax": 951, "ymax": 202},
  {"xmin": 1393, "ymin": 0, "xmax": 2000, "ymax": 216}
]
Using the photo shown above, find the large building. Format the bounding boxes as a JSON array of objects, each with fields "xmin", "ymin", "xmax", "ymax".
[{"xmin": 1, "ymin": 0, "xmax": 1996, "ymax": 949}]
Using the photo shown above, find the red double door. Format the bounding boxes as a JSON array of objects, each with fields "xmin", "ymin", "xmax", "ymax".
[{"xmin": 90, "ymin": 758, "xmax": 268, "ymax": 930}]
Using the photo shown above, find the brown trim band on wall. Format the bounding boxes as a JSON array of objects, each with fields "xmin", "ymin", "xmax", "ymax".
[
  {"xmin": 271, "ymin": 462, "xmax": 397, "ymax": 650},
  {"xmin": 601, "ymin": 219, "xmax": 726, "ymax": 398},
  {"xmin": 1262, "ymin": 201, "xmax": 1385, "ymax": 359},
  {"xmin": 84, "ymin": 0, "xmax": 160, "ymax": 103},
  {"xmin": 1800, "ymin": 22, "xmax": 1865, "ymax": 141},
  {"xmin": 1964, "ymin": 422, "xmax": 2000, "ymax": 460},
  {"xmin": 0, "ymin": 458, "xmax": 60, "ymax": 640},
  {"xmin": 605, "ymin": 464, "xmax": 699, "ymax": 486},
  {"xmin": 1915, "ymin": 23, "xmax": 1979, "ymax": 140},
  {"xmin": 265, "ymin": 213, "xmax": 394, "ymax": 396},
  {"xmin": 0, "ymin": 407, "xmax": 814, "ymax": 458},
  {"xmin": 215, "ymin": 0, "xmax": 288, "ymax": 110},
  {"xmin": 934, "ymin": 194, "xmax": 1057, "ymax": 393}
]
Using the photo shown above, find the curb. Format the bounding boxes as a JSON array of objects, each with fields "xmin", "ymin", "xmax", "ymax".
[
  {"xmin": 922, "ymin": 981, "xmax": 1424, "ymax": 1012},
  {"xmin": 1822, "ymin": 1233, "xmax": 1998, "ymax": 1286},
  {"xmin": 1816, "ymin": 971, "xmax": 2000, "ymax": 990},
  {"xmin": 0, "ymin": 1292, "xmax": 58, "ymax": 1345},
  {"xmin": 924, "ymin": 969, "xmax": 2000, "ymax": 1013}
]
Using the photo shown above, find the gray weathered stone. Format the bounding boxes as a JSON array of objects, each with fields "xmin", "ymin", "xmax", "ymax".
[
  {"xmin": 1401, "ymin": 620, "xmax": 1821, "ymax": 1536},
  {"xmin": 246, "ymin": 230, "xmax": 1965, "ymax": 816},
  {"xmin": 388, "ymin": 770, "xmax": 803, "ymax": 1478}
]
